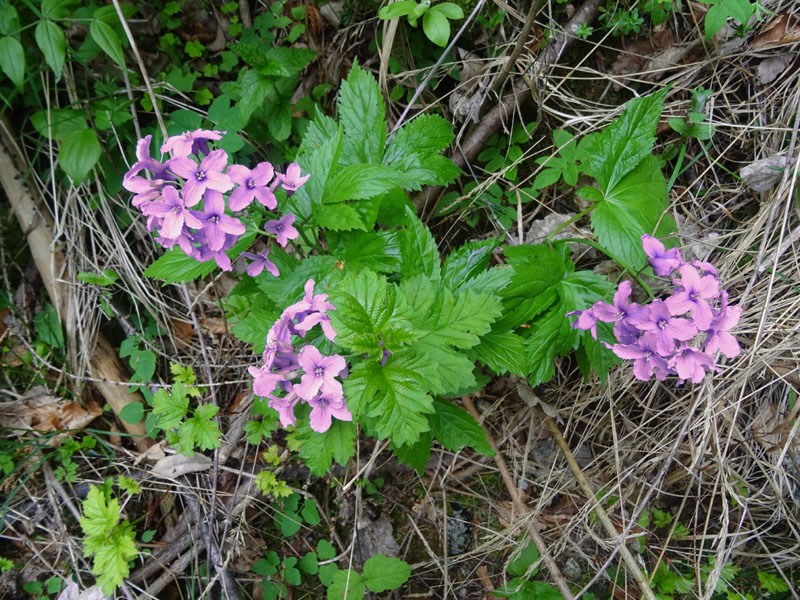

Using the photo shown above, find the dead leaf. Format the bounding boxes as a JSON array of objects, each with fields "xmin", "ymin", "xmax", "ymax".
[
  {"xmin": 757, "ymin": 54, "xmax": 795, "ymax": 85},
  {"xmin": 151, "ymin": 452, "xmax": 212, "ymax": 478},
  {"xmin": 751, "ymin": 402, "xmax": 789, "ymax": 452},
  {"xmin": 134, "ymin": 441, "xmax": 167, "ymax": 465},
  {"xmin": 610, "ymin": 28, "xmax": 675, "ymax": 81},
  {"xmin": 740, "ymin": 154, "xmax": 796, "ymax": 192},
  {"xmin": 0, "ymin": 386, "xmax": 101, "ymax": 442},
  {"xmin": 752, "ymin": 14, "xmax": 800, "ymax": 50}
]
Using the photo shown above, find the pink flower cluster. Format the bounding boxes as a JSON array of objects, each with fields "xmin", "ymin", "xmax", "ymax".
[
  {"xmin": 568, "ymin": 235, "xmax": 741, "ymax": 383},
  {"xmin": 248, "ymin": 280, "xmax": 351, "ymax": 433},
  {"xmin": 123, "ymin": 129, "xmax": 307, "ymax": 272}
]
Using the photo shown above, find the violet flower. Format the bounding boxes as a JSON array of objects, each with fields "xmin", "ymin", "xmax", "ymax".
[
  {"xmin": 567, "ymin": 308, "xmax": 599, "ymax": 339},
  {"xmin": 193, "ymin": 232, "xmax": 238, "ymax": 271},
  {"xmin": 611, "ymin": 334, "xmax": 670, "ymax": 381},
  {"xmin": 637, "ymin": 299, "xmax": 697, "ymax": 355},
  {"xmin": 141, "ymin": 185, "xmax": 203, "ymax": 239},
  {"xmin": 665, "ymin": 264, "xmax": 719, "ymax": 330},
  {"xmin": 268, "ymin": 392, "xmax": 300, "ymax": 428},
  {"xmin": 227, "ymin": 162, "xmax": 277, "ymax": 210},
  {"xmin": 703, "ymin": 291, "xmax": 742, "ymax": 358},
  {"xmin": 264, "ymin": 213, "xmax": 299, "ymax": 248},
  {"xmin": 161, "ymin": 129, "xmax": 224, "ymax": 158},
  {"xmin": 642, "ymin": 234, "xmax": 683, "ymax": 276},
  {"xmin": 294, "ymin": 345, "xmax": 345, "ymax": 401},
  {"xmin": 191, "ymin": 190, "xmax": 245, "ymax": 251},
  {"xmin": 168, "ymin": 149, "xmax": 233, "ymax": 207},
  {"xmin": 241, "ymin": 248, "xmax": 280, "ymax": 277},
  {"xmin": 308, "ymin": 393, "xmax": 352, "ymax": 433},
  {"xmin": 670, "ymin": 346, "xmax": 717, "ymax": 383},
  {"xmin": 277, "ymin": 163, "xmax": 310, "ymax": 193}
]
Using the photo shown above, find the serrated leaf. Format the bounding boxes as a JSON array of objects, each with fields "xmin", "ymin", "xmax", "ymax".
[
  {"xmin": 92, "ymin": 521, "xmax": 138, "ymax": 596},
  {"xmin": 387, "ymin": 114, "xmax": 455, "ymax": 157},
  {"xmin": 577, "ymin": 89, "xmax": 667, "ymax": 191},
  {"xmin": 328, "ymin": 570, "xmax": 366, "ymax": 600},
  {"xmin": 344, "ymin": 352, "xmax": 434, "ymax": 446},
  {"xmin": 328, "ymin": 269, "xmax": 416, "ymax": 358},
  {"xmin": 526, "ymin": 304, "xmax": 577, "ymax": 386},
  {"xmin": 410, "ymin": 341, "xmax": 476, "ymax": 395},
  {"xmin": 144, "ymin": 233, "xmax": 255, "ymax": 283},
  {"xmin": 34, "ymin": 304, "xmax": 64, "ymax": 349},
  {"xmin": 441, "ymin": 238, "xmax": 500, "ymax": 290},
  {"xmin": 233, "ymin": 69, "xmax": 274, "ymax": 125},
  {"xmin": 400, "ymin": 206, "xmax": 440, "ymax": 281},
  {"xmin": 177, "ymin": 404, "xmax": 221, "ymax": 454},
  {"xmin": 80, "ymin": 487, "xmax": 120, "ymax": 538},
  {"xmin": 338, "ymin": 62, "xmax": 385, "ymax": 164},
  {"xmin": 329, "ymin": 230, "xmax": 401, "ymax": 274},
  {"xmin": 295, "ymin": 418, "xmax": 356, "ymax": 476},
  {"xmin": 363, "ymin": 555, "xmax": 411, "ymax": 593},
  {"xmin": 418, "ymin": 287, "xmax": 501, "ymax": 349},
  {"xmin": 325, "ymin": 164, "xmax": 412, "ymax": 204},
  {"xmin": 391, "ymin": 431, "xmax": 432, "ymax": 475},
  {"xmin": 59, "ymin": 128, "xmax": 102, "ymax": 182},
  {"xmin": 35, "ymin": 20, "xmax": 65, "ymax": 80},
  {"xmin": 243, "ymin": 418, "xmax": 278, "ymax": 444},
  {"xmin": 0, "ymin": 36, "xmax": 24, "ymax": 90},
  {"xmin": 423, "ymin": 7, "xmax": 450, "ymax": 46},
  {"xmin": 469, "ymin": 329, "xmax": 528, "ymax": 376},
  {"xmin": 590, "ymin": 154, "xmax": 674, "ymax": 269},
  {"xmin": 264, "ymin": 98, "xmax": 292, "ymax": 141},
  {"xmin": 429, "ymin": 398, "xmax": 494, "ymax": 456},
  {"xmin": 152, "ymin": 385, "xmax": 189, "ymax": 430},
  {"xmin": 90, "ymin": 20, "xmax": 125, "ymax": 67},
  {"xmin": 77, "ymin": 269, "xmax": 119, "ymax": 286}
]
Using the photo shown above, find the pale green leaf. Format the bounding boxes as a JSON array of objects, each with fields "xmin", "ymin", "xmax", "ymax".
[
  {"xmin": 378, "ymin": 0, "xmax": 417, "ymax": 19},
  {"xmin": 80, "ymin": 487, "xmax": 120, "ymax": 539},
  {"xmin": 92, "ymin": 521, "xmax": 138, "ymax": 596},
  {"xmin": 177, "ymin": 404, "xmax": 221, "ymax": 454},
  {"xmin": 423, "ymin": 7, "xmax": 450, "ymax": 46},
  {"xmin": 152, "ymin": 385, "xmax": 189, "ymax": 430},
  {"xmin": 434, "ymin": 3, "xmax": 464, "ymax": 19},
  {"xmin": 363, "ymin": 555, "xmax": 411, "ymax": 593},
  {"xmin": 295, "ymin": 419, "xmax": 356, "ymax": 476},
  {"xmin": 328, "ymin": 570, "xmax": 366, "ymax": 600}
]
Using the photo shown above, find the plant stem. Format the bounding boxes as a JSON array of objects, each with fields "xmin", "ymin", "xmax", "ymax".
[
  {"xmin": 553, "ymin": 237, "xmax": 655, "ymax": 299},
  {"xmin": 544, "ymin": 204, "xmax": 595, "ymax": 242}
]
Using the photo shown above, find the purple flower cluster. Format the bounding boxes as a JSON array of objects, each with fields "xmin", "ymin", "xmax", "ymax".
[
  {"xmin": 248, "ymin": 279, "xmax": 351, "ymax": 433},
  {"xmin": 123, "ymin": 129, "xmax": 307, "ymax": 272},
  {"xmin": 568, "ymin": 235, "xmax": 742, "ymax": 384}
]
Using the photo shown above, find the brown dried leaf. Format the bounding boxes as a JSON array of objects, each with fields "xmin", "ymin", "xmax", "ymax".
[
  {"xmin": 752, "ymin": 14, "xmax": 800, "ymax": 50},
  {"xmin": 610, "ymin": 28, "xmax": 675, "ymax": 79},
  {"xmin": 756, "ymin": 54, "xmax": 795, "ymax": 85},
  {"xmin": 0, "ymin": 386, "xmax": 101, "ymax": 442}
]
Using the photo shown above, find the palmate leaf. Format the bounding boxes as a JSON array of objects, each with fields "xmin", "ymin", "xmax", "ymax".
[
  {"xmin": 344, "ymin": 352, "xmax": 433, "ymax": 447},
  {"xmin": 590, "ymin": 154, "xmax": 676, "ymax": 269},
  {"xmin": 79, "ymin": 487, "xmax": 120, "ymax": 539},
  {"xmin": 328, "ymin": 269, "xmax": 416, "ymax": 358},
  {"xmin": 92, "ymin": 522, "xmax": 138, "ymax": 596},
  {"xmin": 577, "ymin": 88, "xmax": 667, "ymax": 191},
  {"xmin": 295, "ymin": 418, "xmax": 356, "ymax": 476},
  {"xmin": 177, "ymin": 404, "xmax": 221, "ymax": 455}
]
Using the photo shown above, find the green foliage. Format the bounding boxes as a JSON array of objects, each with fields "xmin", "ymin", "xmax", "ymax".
[
  {"xmin": 80, "ymin": 485, "xmax": 138, "ymax": 596},
  {"xmin": 378, "ymin": 1, "xmax": 465, "ymax": 47},
  {"xmin": 326, "ymin": 554, "xmax": 411, "ymax": 599},
  {"xmin": 698, "ymin": 0, "xmax": 758, "ymax": 38},
  {"xmin": 492, "ymin": 536, "xmax": 562, "ymax": 599},
  {"xmin": 757, "ymin": 570, "xmax": 790, "ymax": 593}
]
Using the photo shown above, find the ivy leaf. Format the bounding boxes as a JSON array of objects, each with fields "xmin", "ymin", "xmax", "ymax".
[
  {"xmin": 363, "ymin": 555, "xmax": 411, "ymax": 593},
  {"xmin": 177, "ymin": 404, "xmax": 221, "ymax": 455},
  {"xmin": 399, "ymin": 206, "xmax": 440, "ymax": 281},
  {"xmin": 338, "ymin": 61, "xmax": 385, "ymax": 164},
  {"xmin": 152, "ymin": 384, "xmax": 189, "ymax": 430},
  {"xmin": 295, "ymin": 418, "xmax": 356, "ymax": 476},
  {"xmin": 590, "ymin": 154, "xmax": 675, "ymax": 269},
  {"xmin": 89, "ymin": 19, "xmax": 125, "ymax": 67},
  {"xmin": 0, "ymin": 36, "xmax": 24, "ymax": 90},
  {"xmin": 328, "ymin": 570, "xmax": 366, "ymax": 600},
  {"xmin": 344, "ymin": 352, "xmax": 434, "ymax": 446},
  {"xmin": 328, "ymin": 269, "xmax": 416, "ymax": 358},
  {"xmin": 429, "ymin": 399, "xmax": 494, "ymax": 456},
  {"xmin": 60, "ymin": 128, "xmax": 102, "ymax": 183},
  {"xmin": 35, "ymin": 20, "xmax": 65, "ymax": 80},
  {"xmin": 577, "ymin": 88, "xmax": 667, "ymax": 191}
]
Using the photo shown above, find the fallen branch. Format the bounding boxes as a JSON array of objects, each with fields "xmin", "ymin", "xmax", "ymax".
[{"xmin": 0, "ymin": 119, "xmax": 151, "ymax": 453}]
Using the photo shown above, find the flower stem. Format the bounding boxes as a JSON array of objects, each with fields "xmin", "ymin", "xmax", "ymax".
[{"xmin": 544, "ymin": 203, "xmax": 595, "ymax": 241}]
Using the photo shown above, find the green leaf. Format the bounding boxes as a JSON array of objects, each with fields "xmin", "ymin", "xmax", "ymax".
[
  {"xmin": 264, "ymin": 98, "xmax": 292, "ymax": 141},
  {"xmin": 144, "ymin": 233, "xmax": 255, "ymax": 283},
  {"xmin": 317, "ymin": 539, "xmax": 336, "ymax": 560},
  {"xmin": 31, "ymin": 109, "xmax": 88, "ymax": 139},
  {"xmin": 328, "ymin": 269, "xmax": 416, "ymax": 358},
  {"xmin": 434, "ymin": 3, "xmax": 465, "ymax": 19},
  {"xmin": 0, "ymin": 4, "xmax": 19, "ymax": 36},
  {"xmin": 400, "ymin": 206, "xmax": 440, "ymax": 281},
  {"xmin": 35, "ymin": 20, "xmax": 66, "ymax": 80},
  {"xmin": 415, "ymin": 286, "xmax": 502, "ymax": 350},
  {"xmin": 128, "ymin": 349, "xmax": 156, "ymax": 383},
  {"xmin": 441, "ymin": 238, "xmax": 500, "ymax": 290},
  {"xmin": 119, "ymin": 402, "xmax": 144, "ymax": 424},
  {"xmin": 378, "ymin": 0, "xmax": 417, "ymax": 19},
  {"xmin": 344, "ymin": 352, "xmax": 434, "ymax": 446},
  {"xmin": 757, "ymin": 571, "xmax": 790, "ymax": 593},
  {"xmin": 590, "ymin": 154, "xmax": 674, "ymax": 269},
  {"xmin": 34, "ymin": 304, "xmax": 64, "ymax": 349},
  {"xmin": 725, "ymin": 0, "xmax": 754, "ymax": 25},
  {"xmin": 329, "ymin": 230, "xmax": 401, "ymax": 274},
  {"xmin": 80, "ymin": 486, "xmax": 121, "ymax": 538},
  {"xmin": 319, "ymin": 563, "xmax": 339, "ymax": 587},
  {"xmin": 328, "ymin": 570, "xmax": 366, "ymax": 600},
  {"xmin": 91, "ymin": 521, "xmax": 138, "ymax": 596},
  {"xmin": 243, "ymin": 418, "xmax": 278, "ymax": 444},
  {"xmin": 301, "ymin": 497, "xmax": 320, "ymax": 525},
  {"xmin": 295, "ymin": 418, "xmax": 356, "ymax": 476},
  {"xmin": 532, "ymin": 168, "xmax": 563, "ymax": 190},
  {"xmin": 177, "ymin": 404, "xmax": 221, "ymax": 454},
  {"xmin": 391, "ymin": 431, "xmax": 432, "ymax": 474},
  {"xmin": 152, "ymin": 386, "xmax": 189, "ymax": 430},
  {"xmin": 59, "ymin": 128, "xmax": 102, "ymax": 183},
  {"xmin": 526, "ymin": 304, "xmax": 576, "ymax": 386},
  {"xmin": 273, "ymin": 494, "xmax": 302, "ymax": 536},
  {"xmin": 423, "ymin": 7, "xmax": 451, "ymax": 46},
  {"xmin": 704, "ymin": 4, "xmax": 727, "ymax": 38},
  {"xmin": 234, "ymin": 69, "xmax": 274, "ymax": 125},
  {"xmin": 41, "ymin": 0, "xmax": 77, "ymax": 19},
  {"xmin": 338, "ymin": 62, "xmax": 386, "ymax": 164},
  {"xmin": 429, "ymin": 399, "xmax": 494, "ymax": 456},
  {"xmin": 410, "ymin": 341, "xmax": 477, "ymax": 395},
  {"xmin": 363, "ymin": 555, "xmax": 411, "ymax": 593},
  {"xmin": 469, "ymin": 329, "xmax": 528, "ymax": 376},
  {"xmin": 298, "ymin": 551, "xmax": 318, "ymax": 575},
  {"xmin": 89, "ymin": 19, "xmax": 125, "ymax": 67},
  {"xmin": 77, "ymin": 269, "xmax": 119, "ymax": 286},
  {"xmin": 0, "ymin": 36, "xmax": 24, "ymax": 89},
  {"xmin": 325, "ymin": 164, "xmax": 412, "ymax": 204},
  {"xmin": 507, "ymin": 538, "xmax": 540, "ymax": 576},
  {"xmin": 384, "ymin": 115, "xmax": 460, "ymax": 188},
  {"xmin": 577, "ymin": 88, "xmax": 667, "ymax": 191}
]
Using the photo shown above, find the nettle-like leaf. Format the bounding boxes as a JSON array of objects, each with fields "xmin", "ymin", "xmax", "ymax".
[
  {"xmin": 338, "ymin": 61, "xmax": 386, "ymax": 164},
  {"xmin": 400, "ymin": 206, "xmax": 441, "ymax": 281},
  {"xmin": 295, "ymin": 418, "xmax": 356, "ymax": 476},
  {"xmin": 177, "ymin": 404, "xmax": 221, "ymax": 455},
  {"xmin": 441, "ymin": 238, "xmax": 501, "ymax": 290},
  {"xmin": 429, "ymin": 398, "xmax": 494, "ymax": 456},
  {"xmin": 344, "ymin": 352, "xmax": 434, "ymax": 447},
  {"xmin": 328, "ymin": 269, "xmax": 416, "ymax": 358},
  {"xmin": 144, "ymin": 233, "xmax": 256, "ymax": 283},
  {"xmin": 363, "ymin": 554, "xmax": 412, "ymax": 593},
  {"xmin": 384, "ymin": 115, "xmax": 460, "ymax": 188},
  {"xmin": 328, "ymin": 230, "xmax": 401, "ymax": 274}
]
